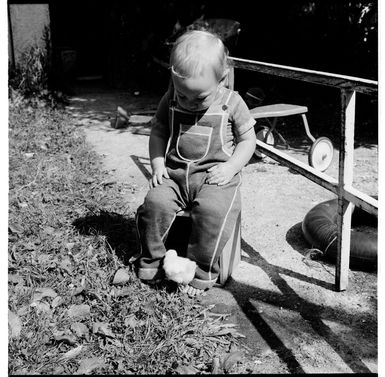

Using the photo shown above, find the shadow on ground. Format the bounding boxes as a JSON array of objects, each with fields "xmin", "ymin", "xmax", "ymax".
[
  {"xmin": 221, "ymin": 238, "xmax": 376, "ymax": 374},
  {"xmin": 72, "ymin": 211, "xmax": 139, "ymax": 265},
  {"xmin": 285, "ymin": 221, "xmax": 312, "ymax": 258}
]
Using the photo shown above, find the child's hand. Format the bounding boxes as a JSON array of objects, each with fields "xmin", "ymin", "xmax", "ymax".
[
  {"xmin": 206, "ymin": 163, "xmax": 237, "ymax": 186},
  {"xmin": 150, "ymin": 165, "xmax": 170, "ymax": 188}
]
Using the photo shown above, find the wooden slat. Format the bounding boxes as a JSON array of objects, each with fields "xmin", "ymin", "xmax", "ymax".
[
  {"xmin": 229, "ymin": 57, "xmax": 378, "ymax": 95},
  {"xmin": 344, "ymin": 186, "xmax": 378, "ymax": 216},
  {"xmin": 335, "ymin": 90, "xmax": 356, "ymax": 291},
  {"xmin": 256, "ymin": 140, "xmax": 339, "ymax": 192},
  {"xmin": 254, "ymin": 140, "xmax": 378, "ymax": 216}
]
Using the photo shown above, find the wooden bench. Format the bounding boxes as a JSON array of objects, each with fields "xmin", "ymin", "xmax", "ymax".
[{"xmin": 166, "ymin": 210, "xmax": 241, "ymax": 286}]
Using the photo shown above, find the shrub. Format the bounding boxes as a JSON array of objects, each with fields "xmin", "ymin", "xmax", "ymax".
[{"xmin": 9, "ymin": 41, "xmax": 67, "ymax": 108}]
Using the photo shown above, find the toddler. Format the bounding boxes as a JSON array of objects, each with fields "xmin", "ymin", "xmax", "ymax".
[{"xmin": 136, "ymin": 30, "xmax": 256, "ymax": 296}]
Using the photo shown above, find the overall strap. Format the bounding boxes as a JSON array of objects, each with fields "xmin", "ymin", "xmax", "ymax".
[
  {"xmin": 221, "ymin": 89, "xmax": 233, "ymax": 112},
  {"xmin": 166, "ymin": 84, "xmax": 176, "ymax": 154}
]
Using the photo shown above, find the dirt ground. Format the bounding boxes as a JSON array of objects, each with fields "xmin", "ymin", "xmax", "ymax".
[{"xmin": 66, "ymin": 82, "xmax": 378, "ymax": 374}]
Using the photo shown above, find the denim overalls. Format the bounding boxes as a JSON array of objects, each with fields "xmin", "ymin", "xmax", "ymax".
[{"xmin": 136, "ymin": 88, "xmax": 244, "ymax": 290}]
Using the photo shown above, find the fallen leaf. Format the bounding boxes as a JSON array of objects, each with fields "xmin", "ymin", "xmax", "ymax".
[
  {"xmin": 184, "ymin": 337, "xmax": 199, "ymax": 347},
  {"xmin": 67, "ymin": 304, "xmax": 90, "ymax": 320},
  {"xmin": 112, "ymin": 339, "xmax": 123, "ymax": 347},
  {"xmin": 17, "ymin": 305, "xmax": 29, "ymax": 317},
  {"xmin": 143, "ymin": 302, "xmax": 155, "ymax": 315},
  {"xmin": 124, "ymin": 314, "xmax": 138, "ymax": 329},
  {"xmin": 8, "ymin": 274, "xmax": 24, "ymax": 285},
  {"xmin": 83, "ymin": 177, "xmax": 95, "ymax": 184},
  {"xmin": 211, "ymin": 357, "xmax": 220, "ymax": 374},
  {"xmin": 208, "ymin": 324, "xmax": 245, "ymax": 338},
  {"xmin": 33, "ymin": 287, "xmax": 58, "ymax": 302},
  {"xmin": 222, "ymin": 351, "xmax": 243, "ymax": 373},
  {"xmin": 51, "ymin": 296, "xmax": 64, "ymax": 308},
  {"xmin": 13, "ymin": 368, "xmax": 28, "ymax": 375},
  {"xmin": 92, "ymin": 322, "xmax": 115, "ymax": 338},
  {"xmin": 52, "ymin": 366, "xmax": 65, "ymax": 374},
  {"xmin": 75, "ymin": 357, "xmax": 105, "ymax": 375},
  {"xmin": 71, "ymin": 286, "xmax": 85, "ymax": 296},
  {"xmin": 8, "ymin": 223, "xmax": 23, "ymax": 234},
  {"xmin": 15, "ymin": 285, "xmax": 31, "ymax": 296},
  {"xmin": 24, "ymin": 242, "xmax": 36, "ymax": 251},
  {"xmin": 66, "ymin": 242, "xmax": 75, "ymax": 251},
  {"xmin": 43, "ymin": 226, "xmax": 55, "ymax": 235},
  {"xmin": 112, "ymin": 268, "xmax": 130, "ymax": 285},
  {"xmin": 31, "ymin": 301, "xmax": 52, "ymax": 314},
  {"xmin": 8, "ymin": 310, "xmax": 22, "ymax": 338},
  {"xmin": 40, "ymin": 143, "xmax": 49, "ymax": 150},
  {"xmin": 71, "ymin": 322, "xmax": 89, "ymax": 339},
  {"xmin": 112, "ymin": 287, "xmax": 133, "ymax": 297},
  {"xmin": 59, "ymin": 257, "xmax": 73, "ymax": 274},
  {"xmin": 101, "ymin": 179, "xmax": 116, "ymax": 186},
  {"xmin": 175, "ymin": 365, "xmax": 198, "ymax": 374},
  {"xmin": 61, "ymin": 345, "xmax": 83, "ymax": 360},
  {"xmin": 37, "ymin": 253, "xmax": 52, "ymax": 265},
  {"xmin": 53, "ymin": 330, "xmax": 77, "ymax": 345}
]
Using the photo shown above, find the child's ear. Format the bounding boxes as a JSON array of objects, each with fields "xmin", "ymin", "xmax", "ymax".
[{"xmin": 219, "ymin": 68, "xmax": 230, "ymax": 87}]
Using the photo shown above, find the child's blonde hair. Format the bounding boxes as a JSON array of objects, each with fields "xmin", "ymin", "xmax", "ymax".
[{"xmin": 170, "ymin": 30, "xmax": 229, "ymax": 81}]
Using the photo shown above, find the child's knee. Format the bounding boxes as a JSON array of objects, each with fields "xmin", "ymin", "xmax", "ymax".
[{"xmin": 144, "ymin": 189, "xmax": 169, "ymax": 212}]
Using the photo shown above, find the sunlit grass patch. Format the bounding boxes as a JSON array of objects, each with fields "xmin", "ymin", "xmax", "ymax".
[{"xmin": 8, "ymin": 94, "xmax": 248, "ymax": 374}]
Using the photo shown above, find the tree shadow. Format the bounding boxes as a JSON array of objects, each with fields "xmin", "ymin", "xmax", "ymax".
[
  {"xmin": 241, "ymin": 238, "xmax": 334, "ymax": 291},
  {"xmin": 71, "ymin": 209, "xmax": 187, "ymax": 296},
  {"xmin": 285, "ymin": 221, "xmax": 314, "ymax": 258},
  {"xmin": 130, "ymin": 155, "xmax": 152, "ymax": 180},
  {"xmin": 285, "ymin": 222, "xmax": 337, "ymax": 273},
  {"xmin": 72, "ymin": 210, "xmax": 139, "ymax": 265},
  {"xmin": 226, "ymin": 278, "xmax": 375, "ymax": 374},
  {"xmin": 225, "ymin": 238, "xmax": 375, "ymax": 373}
]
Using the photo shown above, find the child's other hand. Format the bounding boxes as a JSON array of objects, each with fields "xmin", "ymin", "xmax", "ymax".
[
  {"xmin": 206, "ymin": 163, "xmax": 236, "ymax": 186},
  {"xmin": 150, "ymin": 166, "xmax": 170, "ymax": 188}
]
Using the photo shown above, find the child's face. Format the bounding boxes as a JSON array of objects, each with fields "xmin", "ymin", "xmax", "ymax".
[{"xmin": 172, "ymin": 68, "xmax": 221, "ymax": 112}]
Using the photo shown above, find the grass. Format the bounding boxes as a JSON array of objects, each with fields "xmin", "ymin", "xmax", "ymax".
[{"xmin": 8, "ymin": 91, "xmax": 248, "ymax": 375}]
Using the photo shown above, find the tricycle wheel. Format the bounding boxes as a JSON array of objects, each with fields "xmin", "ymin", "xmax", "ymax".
[
  {"xmin": 254, "ymin": 126, "xmax": 275, "ymax": 159},
  {"xmin": 308, "ymin": 137, "xmax": 334, "ymax": 171}
]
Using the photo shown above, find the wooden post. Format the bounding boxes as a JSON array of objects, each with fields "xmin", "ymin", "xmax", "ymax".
[{"xmin": 336, "ymin": 89, "xmax": 356, "ymax": 291}]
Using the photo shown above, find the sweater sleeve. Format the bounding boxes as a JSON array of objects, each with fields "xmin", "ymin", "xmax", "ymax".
[
  {"xmin": 229, "ymin": 91, "xmax": 256, "ymax": 140},
  {"xmin": 151, "ymin": 90, "xmax": 171, "ymax": 140}
]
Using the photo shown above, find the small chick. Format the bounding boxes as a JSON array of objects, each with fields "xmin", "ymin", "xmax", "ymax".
[{"xmin": 163, "ymin": 249, "xmax": 197, "ymax": 284}]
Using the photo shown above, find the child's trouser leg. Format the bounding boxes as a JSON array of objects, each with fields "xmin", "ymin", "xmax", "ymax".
[
  {"xmin": 187, "ymin": 174, "xmax": 242, "ymax": 290},
  {"xmin": 136, "ymin": 178, "xmax": 186, "ymax": 281}
]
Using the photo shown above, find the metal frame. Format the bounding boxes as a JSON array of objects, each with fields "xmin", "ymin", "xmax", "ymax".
[{"xmin": 228, "ymin": 56, "xmax": 378, "ymax": 291}]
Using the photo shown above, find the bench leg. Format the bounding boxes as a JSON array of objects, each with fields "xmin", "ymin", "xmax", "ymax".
[{"xmin": 218, "ymin": 212, "xmax": 242, "ymax": 285}]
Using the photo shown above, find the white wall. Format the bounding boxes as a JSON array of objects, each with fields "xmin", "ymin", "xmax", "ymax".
[{"xmin": 9, "ymin": 4, "xmax": 51, "ymax": 65}]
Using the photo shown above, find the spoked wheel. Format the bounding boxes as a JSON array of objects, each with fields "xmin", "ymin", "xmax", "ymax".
[
  {"xmin": 308, "ymin": 137, "xmax": 334, "ymax": 171},
  {"xmin": 254, "ymin": 126, "xmax": 275, "ymax": 159}
]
